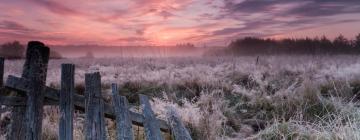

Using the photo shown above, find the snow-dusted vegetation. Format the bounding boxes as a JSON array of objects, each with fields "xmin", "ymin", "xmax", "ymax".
[{"xmin": 2, "ymin": 55, "xmax": 360, "ymax": 139}]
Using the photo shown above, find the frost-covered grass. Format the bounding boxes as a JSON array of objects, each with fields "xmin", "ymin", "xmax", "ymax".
[{"xmin": 2, "ymin": 55, "xmax": 360, "ymax": 140}]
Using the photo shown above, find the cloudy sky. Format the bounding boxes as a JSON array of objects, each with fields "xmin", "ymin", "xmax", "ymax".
[{"xmin": 1, "ymin": 0, "xmax": 360, "ymax": 46}]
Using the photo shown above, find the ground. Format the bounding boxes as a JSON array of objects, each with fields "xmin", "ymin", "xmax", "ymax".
[{"xmin": 1, "ymin": 55, "xmax": 360, "ymax": 140}]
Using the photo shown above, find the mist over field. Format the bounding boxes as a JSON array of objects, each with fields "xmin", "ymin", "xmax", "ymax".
[{"xmin": 49, "ymin": 44, "xmax": 208, "ymax": 58}]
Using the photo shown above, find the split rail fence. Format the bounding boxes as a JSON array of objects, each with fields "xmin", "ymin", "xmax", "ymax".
[{"xmin": 0, "ymin": 41, "xmax": 192, "ymax": 140}]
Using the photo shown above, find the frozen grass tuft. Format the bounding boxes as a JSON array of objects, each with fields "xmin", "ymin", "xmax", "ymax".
[{"xmin": 251, "ymin": 100, "xmax": 360, "ymax": 140}]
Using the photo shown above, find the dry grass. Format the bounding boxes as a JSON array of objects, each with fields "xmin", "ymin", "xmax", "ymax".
[{"xmin": 1, "ymin": 55, "xmax": 360, "ymax": 139}]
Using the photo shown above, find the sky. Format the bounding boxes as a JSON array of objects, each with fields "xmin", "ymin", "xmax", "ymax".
[{"xmin": 0, "ymin": 0, "xmax": 360, "ymax": 46}]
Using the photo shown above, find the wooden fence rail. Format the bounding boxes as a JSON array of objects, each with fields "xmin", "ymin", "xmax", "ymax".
[
  {"xmin": 5, "ymin": 75, "xmax": 170, "ymax": 130},
  {"xmin": 0, "ymin": 41, "xmax": 192, "ymax": 140}
]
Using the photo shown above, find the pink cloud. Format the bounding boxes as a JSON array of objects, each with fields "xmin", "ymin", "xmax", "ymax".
[
  {"xmin": 0, "ymin": 0, "xmax": 359, "ymax": 46},
  {"xmin": 28, "ymin": 0, "xmax": 84, "ymax": 16}
]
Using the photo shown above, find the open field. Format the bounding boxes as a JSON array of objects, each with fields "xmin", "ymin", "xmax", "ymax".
[{"xmin": 2, "ymin": 55, "xmax": 360, "ymax": 139}]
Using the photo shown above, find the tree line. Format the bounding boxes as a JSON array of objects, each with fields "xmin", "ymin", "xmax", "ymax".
[
  {"xmin": 208, "ymin": 33, "xmax": 360, "ymax": 56},
  {"xmin": 0, "ymin": 41, "xmax": 62, "ymax": 59}
]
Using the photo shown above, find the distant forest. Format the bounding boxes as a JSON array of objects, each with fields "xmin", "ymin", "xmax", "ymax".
[
  {"xmin": 208, "ymin": 33, "xmax": 360, "ymax": 56},
  {"xmin": 2, "ymin": 33, "xmax": 360, "ymax": 58},
  {"xmin": 0, "ymin": 41, "xmax": 62, "ymax": 59}
]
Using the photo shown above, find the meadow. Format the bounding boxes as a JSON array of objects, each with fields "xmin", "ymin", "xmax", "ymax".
[{"xmin": 2, "ymin": 55, "xmax": 360, "ymax": 140}]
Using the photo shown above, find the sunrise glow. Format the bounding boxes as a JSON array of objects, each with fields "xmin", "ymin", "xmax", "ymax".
[{"xmin": 0, "ymin": 0, "xmax": 360, "ymax": 46}]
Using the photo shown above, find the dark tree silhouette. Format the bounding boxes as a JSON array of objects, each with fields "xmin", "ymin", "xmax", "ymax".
[
  {"xmin": 333, "ymin": 34, "xmax": 350, "ymax": 48},
  {"xmin": 355, "ymin": 33, "xmax": 360, "ymax": 48},
  {"xmin": 0, "ymin": 41, "xmax": 63, "ymax": 59},
  {"xmin": 208, "ymin": 33, "xmax": 360, "ymax": 56},
  {"xmin": 0, "ymin": 41, "xmax": 25, "ymax": 59}
]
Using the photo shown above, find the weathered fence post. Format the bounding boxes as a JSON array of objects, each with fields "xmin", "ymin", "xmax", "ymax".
[
  {"xmin": 111, "ymin": 83, "xmax": 133, "ymax": 140},
  {"xmin": 139, "ymin": 94, "xmax": 164, "ymax": 140},
  {"xmin": 0, "ymin": 57, "xmax": 4, "ymax": 87},
  {"xmin": 59, "ymin": 64, "xmax": 75, "ymax": 140},
  {"xmin": 24, "ymin": 41, "xmax": 50, "ymax": 140},
  {"xmin": 7, "ymin": 41, "xmax": 49, "ymax": 140},
  {"xmin": 165, "ymin": 106, "xmax": 192, "ymax": 140},
  {"xmin": 85, "ymin": 72, "xmax": 106, "ymax": 140},
  {"xmin": 10, "ymin": 41, "xmax": 50, "ymax": 140}
]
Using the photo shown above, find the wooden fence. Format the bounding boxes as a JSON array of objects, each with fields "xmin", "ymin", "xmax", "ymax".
[{"xmin": 0, "ymin": 41, "xmax": 192, "ymax": 140}]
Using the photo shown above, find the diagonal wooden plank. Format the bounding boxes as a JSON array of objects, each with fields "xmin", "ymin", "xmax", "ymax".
[
  {"xmin": 140, "ymin": 94, "xmax": 164, "ymax": 140},
  {"xmin": 111, "ymin": 83, "xmax": 133, "ymax": 140},
  {"xmin": 165, "ymin": 106, "xmax": 192, "ymax": 140},
  {"xmin": 5, "ymin": 75, "xmax": 170, "ymax": 132},
  {"xmin": 59, "ymin": 64, "xmax": 75, "ymax": 140}
]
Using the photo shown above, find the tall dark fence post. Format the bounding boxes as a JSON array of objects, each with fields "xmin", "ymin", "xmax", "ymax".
[
  {"xmin": 140, "ymin": 94, "xmax": 164, "ymax": 140},
  {"xmin": 0, "ymin": 57, "xmax": 4, "ymax": 87},
  {"xmin": 111, "ymin": 84, "xmax": 133, "ymax": 140},
  {"xmin": 85, "ymin": 72, "xmax": 106, "ymax": 140},
  {"xmin": 59, "ymin": 64, "xmax": 75, "ymax": 140},
  {"xmin": 24, "ymin": 41, "xmax": 50, "ymax": 140},
  {"xmin": 7, "ymin": 41, "xmax": 49, "ymax": 140}
]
